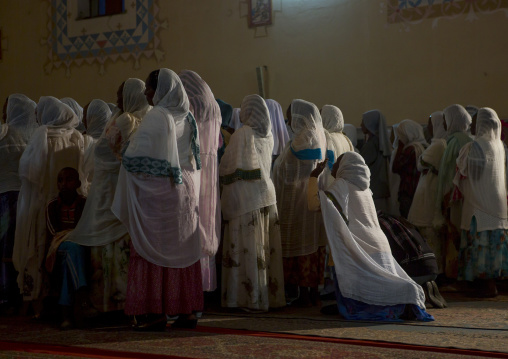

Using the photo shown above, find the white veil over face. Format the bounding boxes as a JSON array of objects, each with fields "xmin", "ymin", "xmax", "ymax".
[
  {"xmin": 61, "ymin": 97, "xmax": 85, "ymax": 133},
  {"xmin": 430, "ymin": 111, "xmax": 447, "ymax": 140},
  {"xmin": 443, "ymin": 104, "xmax": 471, "ymax": 136},
  {"xmin": 86, "ymin": 99, "xmax": 112, "ymax": 139},
  {"xmin": 290, "ymin": 99, "xmax": 326, "ymax": 157},
  {"xmin": 6, "ymin": 94, "xmax": 38, "ymax": 141}
]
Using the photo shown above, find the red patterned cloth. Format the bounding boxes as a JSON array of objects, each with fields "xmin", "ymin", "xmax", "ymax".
[
  {"xmin": 283, "ymin": 246, "xmax": 326, "ymax": 287},
  {"xmin": 125, "ymin": 243, "xmax": 203, "ymax": 316}
]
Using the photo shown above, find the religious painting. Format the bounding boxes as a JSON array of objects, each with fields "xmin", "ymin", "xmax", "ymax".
[{"xmin": 248, "ymin": 0, "xmax": 272, "ymax": 28}]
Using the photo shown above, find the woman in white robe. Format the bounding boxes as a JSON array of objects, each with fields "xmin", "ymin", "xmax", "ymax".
[
  {"xmin": 408, "ymin": 112, "xmax": 447, "ymax": 273},
  {"xmin": 0, "ymin": 95, "xmax": 32, "ymax": 308},
  {"xmin": 81, "ymin": 99, "xmax": 112, "ymax": 195},
  {"xmin": 67, "ymin": 79, "xmax": 149, "ymax": 312},
  {"xmin": 454, "ymin": 108, "xmax": 508, "ymax": 297},
  {"xmin": 179, "ymin": 70, "xmax": 222, "ymax": 293},
  {"xmin": 13, "ymin": 96, "xmax": 84, "ymax": 308},
  {"xmin": 112, "ymin": 69, "xmax": 203, "ymax": 330},
  {"xmin": 220, "ymin": 94, "xmax": 285, "ymax": 311},
  {"xmin": 272, "ymin": 99, "xmax": 327, "ymax": 306},
  {"xmin": 308, "ymin": 152, "xmax": 433, "ymax": 322},
  {"xmin": 436, "ymin": 104, "xmax": 472, "ymax": 279}
]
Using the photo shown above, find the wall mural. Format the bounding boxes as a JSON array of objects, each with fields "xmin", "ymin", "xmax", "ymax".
[
  {"xmin": 43, "ymin": 0, "xmax": 166, "ymax": 76},
  {"xmin": 383, "ymin": 0, "xmax": 508, "ymax": 30}
]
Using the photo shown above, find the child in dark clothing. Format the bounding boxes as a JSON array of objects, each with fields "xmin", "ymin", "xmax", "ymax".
[{"xmin": 45, "ymin": 167, "xmax": 88, "ymax": 329}]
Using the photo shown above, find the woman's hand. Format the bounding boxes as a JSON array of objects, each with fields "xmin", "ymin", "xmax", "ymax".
[{"xmin": 310, "ymin": 159, "xmax": 328, "ymax": 178}]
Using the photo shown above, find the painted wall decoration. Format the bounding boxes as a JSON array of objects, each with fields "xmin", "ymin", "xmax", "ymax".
[
  {"xmin": 248, "ymin": 0, "xmax": 272, "ymax": 27},
  {"xmin": 43, "ymin": 0, "xmax": 166, "ymax": 76},
  {"xmin": 383, "ymin": 0, "xmax": 508, "ymax": 30}
]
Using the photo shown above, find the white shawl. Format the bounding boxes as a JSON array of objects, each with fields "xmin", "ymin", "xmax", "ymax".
[
  {"xmin": 220, "ymin": 94, "xmax": 276, "ymax": 220},
  {"xmin": 13, "ymin": 96, "xmax": 84, "ymax": 300},
  {"xmin": 112, "ymin": 69, "xmax": 201, "ymax": 268},
  {"xmin": 408, "ymin": 113, "xmax": 447, "ymax": 227},
  {"xmin": 320, "ymin": 152, "xmax": 426, "ymax": 308},
  {"xmin": 454, "ymin": 108, "xmax": 508, "ymax": 231},
  {"xmin": 68, "ymin": 79, "xmax": 149, "ymax": 247}
]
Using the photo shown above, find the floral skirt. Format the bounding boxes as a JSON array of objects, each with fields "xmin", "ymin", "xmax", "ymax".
[
  {"xmin": 125, "ymin": 243, "xmax": 203, "ymax": 316},
  {"xmin": 283, "ymin": 246, "xmax": 326, "ymax": 288},
  {"xmin": 458, "ymin": 217, "xmax": 508, "ymax": 281},
  {"xmin": 89, "ymin": 234, "xmax": 130, "ymax": 312},
  {"xmin": 222, "ymin": 205, "xmax": 286, "ymax": 311},
  {"xmin": 0, "ymin": 191, "xmax": 19, "ymax": 304}
]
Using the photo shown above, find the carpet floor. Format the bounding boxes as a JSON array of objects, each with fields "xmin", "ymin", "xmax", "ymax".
[{"xmin": 0, "ymin": 291, "xmax": 506, "ymax": 358}]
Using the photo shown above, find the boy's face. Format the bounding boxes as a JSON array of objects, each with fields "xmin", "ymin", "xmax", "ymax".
[{"xmin": 57, "ymin": 169, "xmax": 80, "ymax": 193}]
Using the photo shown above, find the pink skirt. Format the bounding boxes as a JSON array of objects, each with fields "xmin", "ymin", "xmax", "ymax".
[{"xmin": 125, "ymin": 243, "xmax": 203, "ymax": 316}]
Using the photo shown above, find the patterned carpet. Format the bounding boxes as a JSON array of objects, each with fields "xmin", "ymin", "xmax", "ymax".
[{"xmin": 0, "ymin": 291, "xmax": 507, "ymax": 358}]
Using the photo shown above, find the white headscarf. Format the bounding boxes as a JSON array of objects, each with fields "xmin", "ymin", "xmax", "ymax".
[
  {"xmin": 86, "ymin": 99, "xmax": 112, "ymax": 139},
  {"xmin": 22, "ymin": 96, "xmax": 80, "ymax": 185},
  {"xmin": 444, "ymin": 104, "xmax": 472, "ymax": 136},
  {"xmin": 362, "ymin": 110, "xmax": 391, "ymax": 157},
  {"xmin": 220, "ymin": 94, "xmax": 276, "ymax": 220},
  {"xmin": 430, "ymin": 111, "xmax": 447, "ymax": 140},
  {"xmin": 68, "ymin": 81, "xmax": 149, "ymax": 248},
  {"xmin": 6, "ymin": 94, "xmax": 38, "ymax": 142},
  {"xmin": 396, "ymin": 119, "xmax": 428, "ymax": 160},
  {"xmin": 321, "ymin": 105, "xmax": 353, "ymax": 170},
  {"xmin": 265, "ymin": 99, "xmax": 290, "ymax": 156},
  {"xmin": 454, "ymin": 107, "xmax": 508, "ymax": 231},
  {"xmin": 60, "ymin": 97, "xmax": 85, "ymax": 133},
  {"xmin": 290, "ymin": 99, "xmax": 326, "ymax": 159}
]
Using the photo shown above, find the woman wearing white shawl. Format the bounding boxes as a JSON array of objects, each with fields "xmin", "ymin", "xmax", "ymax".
[
  {"xmin": 408, "ymin": 112, "xmax": 447, "ymax": 273},
  {"xmin": 61, "ymin": 97, "xmax": 86, "ymax": 134},
  {"xmin": 179, "ymin": 70, "xmax": 221, "ymax": 293},
  {"xmin": 308, "ymin": 152, "xmax": 433, "ymax": 321},
  {"xmin": 219, "ymin": 94, "xmax": 285, "ymax": 311},
  {"xmin": 13, "ymin": 96, "xmax": 84, "ymax": 307},
  {"xmin": 112, "ymin": 69, "xmax": 202, "ymax": 330},
  {"xmin": 3, "ymin": 94, "xmax": 38, "ymax": 142},
  {"xmin": 343, "ymin": 124, "xmax": 359, "ymax": 153},
  {"xmin": 360, "ymin": 110, "xmax": 392, "ymax": 212},
  {"xmin": 266, "ymin": 99, "xmax": 290, "ymax": 159},
  {"xmin": 436, "ymin": 104, "xmax": 472, "ymax": 278},
  {"xmin": 272, "ymin": 99, "xmax": 327, "ymax": 306},
  {"xmin": 67, "ymin": 79, "xmax": 149, "ymax": 313},
  {"xmin": 0, "ymin": 99, "xmax": 29, "ymax": 307},
  {"xmin": 321, "ymin": 105, "xmax": 354, "ymax": 188},
  {"xmin": 81, "ymin": 99, "xmax": 112, "ymax": 195},
  {"xmin": 454, "ymin": 108, "xmax": 508, "ymax": 297},
  {"xmin": 392, "ymin": 120, "xmax": 428, "ymax": 218}
]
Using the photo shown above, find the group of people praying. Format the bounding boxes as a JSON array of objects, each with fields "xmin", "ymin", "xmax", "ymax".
[{"xmin": 0, "ymin": 67, "xmax": 506, "ymax": 331}]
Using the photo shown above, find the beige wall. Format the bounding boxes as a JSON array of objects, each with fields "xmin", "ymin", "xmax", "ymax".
[{"xmin": 1, "ymin": 0, "xmax": 508, "ymax": 125}]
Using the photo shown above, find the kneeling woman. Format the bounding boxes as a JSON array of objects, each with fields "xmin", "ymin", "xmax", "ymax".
[{"xmin": 308, "ymin": 152, "xmax": 433, "ymax": 321}]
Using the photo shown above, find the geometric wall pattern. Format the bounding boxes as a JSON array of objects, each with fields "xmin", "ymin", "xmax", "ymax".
[
  {"xmin": 43, "ymin": 0, "xmax": 165, "ymax": 76},
  {"xmin": 386, "ymin": 0, "xmax": 508, "ymax": 28}
]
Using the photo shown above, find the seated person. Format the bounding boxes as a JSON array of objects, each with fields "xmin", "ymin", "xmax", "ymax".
[
  {"xmin": 308, "ymin": 152, "xmax": 433, "ymax": 322},
  {"xmin": 45, "ymin": 167, "xmax": 89, "ymax": 329}
]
